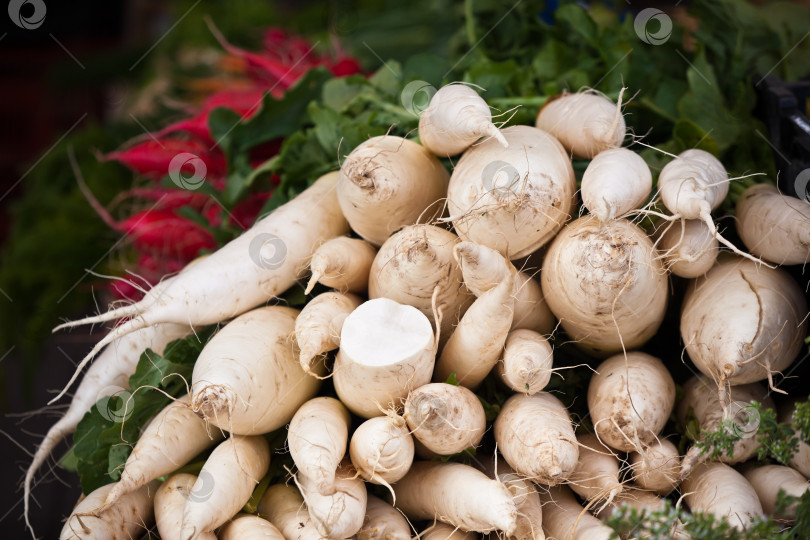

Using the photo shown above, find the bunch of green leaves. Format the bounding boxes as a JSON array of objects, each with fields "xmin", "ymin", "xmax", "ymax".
[{"xmin": 753, "ymin": 398, "xmax": 810, "ymax": 465}]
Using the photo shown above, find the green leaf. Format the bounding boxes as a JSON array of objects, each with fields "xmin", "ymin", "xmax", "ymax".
[
  {"xmin": 673, "ymin": 120, "xmax": 720, "ymax": 156},
  {"xmin": 444, "ymin": 372, "xmax": 459, "ymax": 386}
]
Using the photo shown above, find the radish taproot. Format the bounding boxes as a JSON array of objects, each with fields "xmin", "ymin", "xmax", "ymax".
[
  {"xmin": 358, "ymin": 495, "xmax": 412, "ymax": 540},
  {"xmin": 349, "ymin": 412, "xmax": 415, "ymax": 486},
  {"xmin": 52, "ymin": 172, "xmax": 349, "ymax": 401},
  {"xmin": 305, "ymin": 236, "xmax": 377, "ymax": 294},
  {"xmin": 541, "ymin": 216, "xmax": 668, "ymax": 355},
  {"xmin": 581, "ymin": 147, "xmax": 652, "ymax": 221},
  {"xmin": 682, "ymin": 462, "xmax": 764, "ymax": 530},
  {"xmin": 338, "ymin": 135, "xmax": 449, "ymax": 246},
  {"xmin": 155, "ymin": 474, "xmax": 216, "ymax": 540},
  {"xmin": 295, "ymin": 291, "xmax": 363, "ymax": 374},
  {"xmin": 220, "ymin": 514, "xmax": 285, "ymax": 540},
  {"xmin": 481, "ymin": 458, "xmax": 545, "ymax": 540},
  {"xmin": 496, "ymin": 329, "xmax": 554, "ymax": 395},
  {"xmin": 421, "ymin": 523, "xmax": 478, "ymax": 540},
  {"xmin": 537, "ymin": 485, "xmax": 614, "ymax": 540},
  {"xmin": 447, "ymin": 125, "xmax": 576, "ymax": 259},
  {"xmin": 743, "ymin": 464, "xmax": 810, "ymax": 522},
  {"xmin": 60, "ymin": 481, "xmax": 158, "ymax": 540},
  {"xmin": 334, "ymin": 298, "xmax": 436, "ymax": 418},
  {"xmin": 593, "ymin": 488, "xmax": 666, "ymax": 521},
  {"xmin": 298, "ymin": 459, "xmax": 368, "ymax": 539},
  {"xmin": 418, "ymin": 84, "xmax": 508, "ymax": 157},
  {"xmin": 191, "ymin": 306, "xmax": 322, "ymax": 434},
  {"xmin": 568, "ymin": 433, "xmax": 623, "ymax": 504},
  {"xmin": 258, "ymin": 484, "xmax": 321, "ymax": 540},
  {"xmin": 628, "ymin": 438, "xmax": 681, "ymax": 495},
  {"xmin": 657, "ymin": 219, "xmax": 718, "ymax": 278}
]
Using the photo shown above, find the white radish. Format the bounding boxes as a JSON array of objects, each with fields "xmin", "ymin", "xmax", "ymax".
[
  {"xmin": 681, "ymin": 256, "xmax": 808, "ymax": 387},
  {"xmin": 295, "ymin": 291, "xmax": 363, "ymax": 374},
  {"xmin": 418, "ymin": 84, "xmax": 508, "ymax": 157},
  {"xmin": 581, "ymin": 147, "xmax": 652, "ymax": 220},
  {"xmin": 394, "ymin": 461, "xmax": 517, "ymax": 534},
  {"xmin": 587, "ymin": 352, "xmax": 675, "ymax": 452},
  {"xmin": 628, "ymin": 438, "xmax": 681, "ymax": 495},
  {"xmin": 568, "ymin": 433, "xmax": 623, "ymax": 504},
  {"xmin": 403, "ymin": 383, "xmax": 486, "ymax": 455},
  {"xmin": 593, "ymin": 488, "xmax": 665, "ymax": 521},
  {"xmin": 289, "ymin": 397, "xmax": 351, "ymax": 495},
  {"xmin": 494, "ymin": 392, "xmax": 579, "ymax": 485},
  {"xmin": 180, "ymin": 435, "xmax": 270, "ymax": 539},
  {"xmin": 338, "ymin": 135, "xmax": 449, "ymax": 246},
  {"xmin": 258, "ymin": 484, "xmax": 321, "ymax": 540},
  {"xmin": 368, "ymin": 224, "xmax": 474, "ymax": 343},
  {"xmin": 305, "ymin": 236, "xmax": 377, "ymax": 294},
  {"xmin": 298, "ymin": 459, "xmax": 368, "ymax": 539},
  {"xmin": 155, "ymin": 474, "xmax": 216, "ymax": 540},
  {"xmin": 24, "ymin": 322, "xmax": 189, "ymax": 537},
  {"xmin": 481, "ymin": 458, "xmax": 545, "ymax": 540},
  {"xmin": 743, "ymin": 464, "xmax": 810, "ymax": 522},
  {"xmin": 52, "ymin": 172, "xmax": 348, "ymax": 401},
  {"xmin": 541, "ymin": 216, "xmax": 668, "ymax": 356},
  {"xmin": 220, "ymin": 514, "xmax": 285, "ymax": 540},
  {"xmin": 538, "ymin": 485, "xmax": 614, "ymax": 540},
  {"xmin": 447, "ymin": 125, "xmax": 577, "ymax": 259},
  {"xmin": 59, "ymin": 480, "xmax": 158, "ymax": 540},
  {"xmin": 535, "ymin": 90, "xmax": 626, "ymax": 159},
  {"xmin": 102, "ymin": 395, "xmax": 223, "ymax": 508},
  {"xmin": 349, "ymin": 412, "xmax": 415, "ymax": 486},
  {"xmin": 334, "ymin": 298, "xmax": 436, "ymax": 418},
  {"xmin": 191, "ymin": 306, "xmax": 322, "ymax": 434},
  {"xmin": 736, "ymin": 183, "xmax": 810, "ymax": 265},
  {"xmin": 421, "ymin": 522, "xmax": 478, "ymax": 540},
  {"xmin": 657, "ymin": 219, "xmax": 718, "ymax": 278},
  {"xmin": 779, "ymin": 400, "xmax": 810, "ymax": 478},
  {"xmin": 682, "ymin": 462, "xmax": 764, "ymax": 530},
  {"xmin": 496, "ymin": 329, "xmax": 554, "ymax": 395},
  {"xmin": 358, "ymin": 495, "xmax": 411, "ymax": 540}
]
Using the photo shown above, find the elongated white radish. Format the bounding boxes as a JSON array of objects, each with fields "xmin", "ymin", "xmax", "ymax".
[
  {"xmin": 338, "ymin": 135, "xmax": 449, "ymax": 246},
  {"xmin": 496, "ymin": 329, "xmax": 553, "ymax": 395},
  {"xmin": 52, "ymin": 173, "xmax": 348, "ymax": 401},
  {"xmin": 628, "ymin": 438, "xmax": 681, "ymax": 495},
  {"xmin": 481, "ymin": 458, "xmax": 545, "ymax": 540},
  {"xmin": 180, "ymin": 435, "xmax": 270, "ymax": 539},
  {"xmin": 682, "ymin": 462, "xmax": 764, "ymax": 530},
  {"xmin": 421, "ymin": 522, "xmax": 478, "ymax": 540},
  {"xmin": 582, "ymin": 147, "xmax": 652, "ymax": 220},
  {"xmin": 447, "ymin": 125, "xmax": 576, "ymax": 259},
  {"xmin": 258, "ymin": 484, "xmax": 321, "ymax": 540},
  {"xmin": 368, "ymin": 225, "xmax": 474, "ymax": 344},
  {"xmin": 394, "ymin": 461, "xmax": 517, "ymax": 534},
  {"xmin": 155, "ymin": 474, "xmax": 216, "ymax": 540},
  {"xmin": 295, "ymin": 291, "xmax": 363, "ymax": 374},
  {"xmin": 588, "ymin": 352, "xmax": 674, "ymax": 452},
  {"xmin": 569, "ymin": 433, "xmax": 623, "ymax": 504},
  {"xmin": 418, "ymin": 84, "xmax": 508, "ymax": 157},
  {"xmin": 103, "ymin": 395, "xmax": 222, "ymax": 508},
  {"xmin": 403, "ymin": 383, "xmax": 486, "ymax": 455},
  {"xmin": 541, "ymin": 216, "xmax": 668, "ymax": 356},
  {"xmin": 298, "ymin": 459, "xmax": 367, "ymax": 539},
  {"xmin": 678, "ymin": 375, "xmax": 774, "ymax": 478},
  {"xmin": 736, "ymin": 183, "xmax": 810, "ymax": 265},
  {"xmin": 779, "ymin": 400, "xmax": 810, "ymax": 478},
  {"xmin": 454, "ymin": 241, "xmax": 554, "ymax": 335},
  {"xmin": 494, "ymin": 393, "xmax": 578, "ymax": 485},
  {"xmin": 538, "ymin": 485, "xmax": 614, "ymax": 540},
  {"xmin": 743, "ymin": 464, "xmax": 809, "ymax": 522},
  {"xmin": 24, "ymin": 322, "xmax": 189, "ymax": 537},
  {"xmin": 334, "ymin": 298, "xmax": 436, "ymax": 418},
  {"xmin": 60, "ymin": 480, "xmax": 158, "ymax": 540},
  {"xmin": 358, "ymin": 495, "xmax": 411, "ymax": 540},
  {"xmin": 305, "ymin": 236, "xmax": 377, "ymax": 294},
  {"xmin": 289, "ymin": 397, "xmax": 351, "ymax": 495},
  {"xmin": 220, "ymin": 514, "xmax": 284, "ymax": 540},
  {"xmin": 191, "ymin": 306, "xmax": 322, "ymax": 434},
  {"xmin": 681, "ymin": 256, "xmax": 807, "ymax": 387},
  {"xmin": 349, "ymin": 412, "xmax": 415, "ymax": 486},
  {"xmin": 657, "ymin": 219, "xmax": 718, "ymax": 278}
]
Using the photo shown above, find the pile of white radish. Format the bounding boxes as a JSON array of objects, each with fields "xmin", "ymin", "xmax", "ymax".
[{"xmin": 27, "ymin": 80, "xmax": 810, "ymax": 540}]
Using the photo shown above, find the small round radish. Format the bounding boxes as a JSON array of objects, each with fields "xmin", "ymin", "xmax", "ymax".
[
  {"xmin": 628, "ymin": 438, "xmax": 681, "ymax": 495},
  {"xmin": 358, "ymin": 495, "xmax": 411, "ymax": 540},
  {"xmin": 305, "ymin": 236, "xmax": 377, "ymax": 294},
  {"xmin": 258, "ymin": 484, "xmax": 321, "ymax": 540},
  {"xmin": 421, "ymin": 522, "xmax": 477, "ymax": 540},
  {"xmin": 779, "ymin": 400, "xmax": 810, "ymax": 478},
  {"xmin": 682, "ymin": 462, "xmax": 764, "ymax": 531},
  {"xmin": 736, "ymin": 183, "xmax": 810, "ymax": 265},
  {"xmin": 418, "ymin": 84, "xmax": 508, "ymax": 157},
  {"xmin": 349, "ymin": 412, "xmax": 415, "ymax": 486},
  {"xmin": 496, "ymin": 329, "xmax": 554, "ymax": 395},
  {"xmin": 334, "ymin": 298, "xmax": 436, "ymax": 418},
  {"xmin": 569, "ymin": 433, "xmax": 623, "ymax": 504},
  {"xmin": 581, "ymin": 147, "xmax": 652, "ymax": 220},
  {"xmin": 295, "ymin": 291, "xmax": 363, "ymax": 374},
  {"xmin": 404, "ymin": 383, "xmax": 486, "ymax": 455},
  {"xmin": 155, "ymin": 474, "xmax": 216, "ymax": 540},
  {"xmin": 587, "ymin": 352, "xmax": 675, "ymax": 452},
  {"xmin": 535, "ymin": 90, "xmax": 626, "ymax": 159},
  {"xmin": 538, "ymin": 485, "xmax": 614, "ymax": 540},
  {"xmin": 743, "ymin": 464, "xmax": 810, "ymax": 522},
  {"xmin": 60, "ymin": 480, "xmax": 158, "ymax": 540},
  {"xmin": 220, "ymin": 514, "xmax": 284, "ymax": 540},
  {"xmin": 298, "ymin": 459, "xmax": 368, "ymax": 539},
  {"xmin": 657, "ymin": 219, "xmax": 718, "ymax": 278},
  {"xmin": 541, "ymin": 216, "xmax": 668, "ymax": 356},
  {"xmin": 494, "ymin": 392, "xmax": 578, "ymax": 485},
  {"xmin": 447, "ymin": 125, "xmax": 576, "ymax": 259},
  {"xmin": 338, "ymin": 135, "xmax": 449, "ymax": 246}
]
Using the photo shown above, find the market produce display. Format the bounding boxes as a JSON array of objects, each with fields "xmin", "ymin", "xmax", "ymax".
[{"xmin": 10, "ymin": 1, "xmax": 810, "ymax": 539}]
